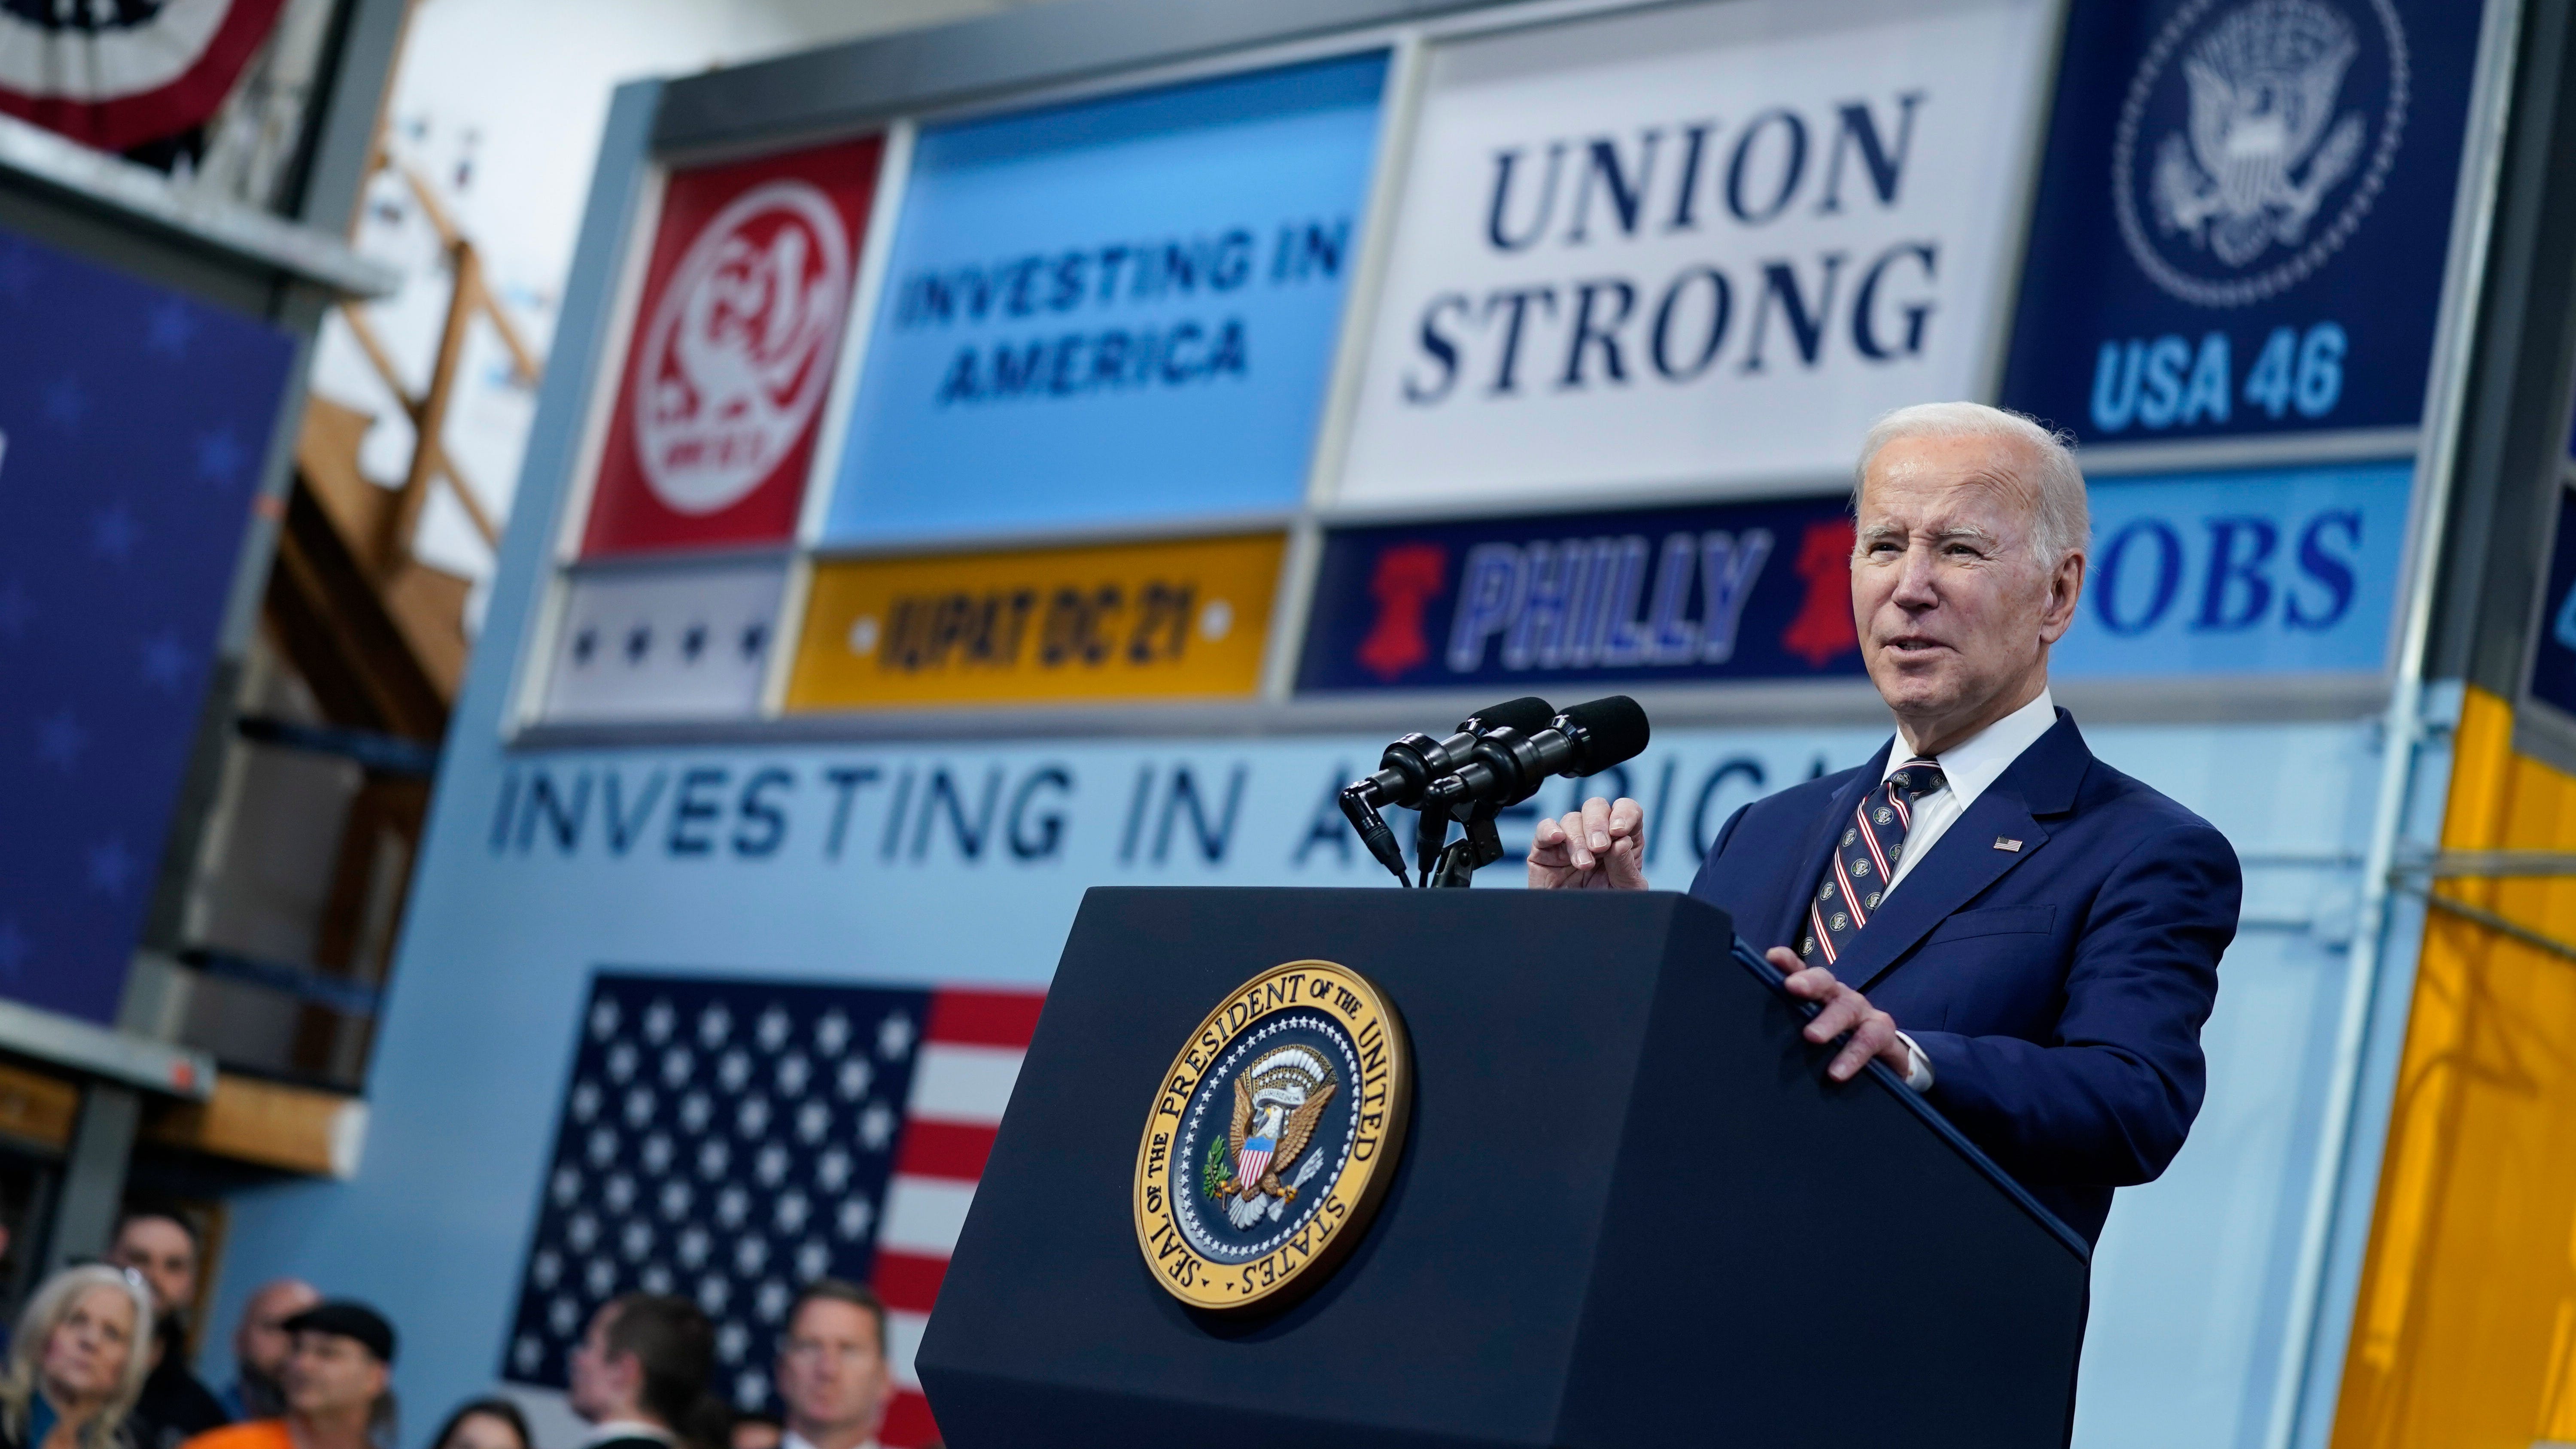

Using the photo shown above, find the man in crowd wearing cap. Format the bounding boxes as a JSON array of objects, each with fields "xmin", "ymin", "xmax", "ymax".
[
  {"xmin": 112, "ymin": 1208, "xmax": 231, "ymax": 1449},
  {"xmin": 181, "ymin": 1301, "xmax": 398, "ymax": 1449},
  {"xmin": 774, "ymin": 1282, "xmax": 891, "ymax": 1449},
  {"xmin": 218, "ymin": 1280, "xmax": 321, "ymax": 1421}
]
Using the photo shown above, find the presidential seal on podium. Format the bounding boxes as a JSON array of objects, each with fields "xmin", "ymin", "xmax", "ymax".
[{"xmin": 1133, "ymin": 959, "xmax": 1412, "ymax": 1312}]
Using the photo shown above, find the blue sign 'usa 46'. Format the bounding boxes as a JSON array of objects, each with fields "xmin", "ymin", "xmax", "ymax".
[{"xmin": 2000, "ymin": 0, "xmax": 2483, "ymax": 446}]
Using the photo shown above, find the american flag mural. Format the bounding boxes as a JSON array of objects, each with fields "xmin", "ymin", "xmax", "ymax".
[{"xmin": 502, "ymin": 972, "xmax": 1043, "ymax": 1448}]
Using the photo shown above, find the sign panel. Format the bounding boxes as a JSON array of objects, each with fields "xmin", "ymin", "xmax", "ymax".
[
  {"xmin": 1334, "ymin": 0, "xmax": 2051, "ymax": 509},
  {"xmin": 2524, "ymin": 486, "xmax": 2576, "ymax": 721},
  {"xmin": 582, "ymin": 137, "xmax": 885, "ymax": 558},
  {"xmin": 821, "ymin": 54, "xmax": 1388, "ymax": 545},
  {"xmin": 1297, "ymin": 460, "xmax": 2408, "ymax": 696},
  {"xmin": 786, "ymin": 534, "xmax": 1286, "ymax": 710},
  {"xmin": 2055, "ymin": 461, "xmax": 2409, "ymax": 677},
  {"xmin": 0, "ymin": 225, "xmax": 297, "ymax": 1023},
  {"xmin": 1999, "ymin": 0, "xmax": 2483, "ymax": 445},
  {"xmin": 538, "ymin": 562, "xmax": 788, "ymax": 723},
  {"xmin": 1296, "ymin": 496, "xmax": 1865, "ymax": 694}
]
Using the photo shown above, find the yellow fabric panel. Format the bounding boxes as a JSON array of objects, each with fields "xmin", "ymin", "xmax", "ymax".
[
  {"xmin": 785, "ymin": 532, "xmax": 1285, "ymax": 710},
  {"xmin": 2332, "ymin": 686, "xmax": 2576, "ymax": 1449}
]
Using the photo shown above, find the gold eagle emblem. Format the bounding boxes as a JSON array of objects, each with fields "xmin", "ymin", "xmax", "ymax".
[{"xmin": 1215, "ymin": 1053, "xmax": 1338, "ymax": 1206}]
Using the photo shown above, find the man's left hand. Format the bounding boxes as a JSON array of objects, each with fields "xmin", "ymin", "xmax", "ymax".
[{"xmin": 1767, "ymin": 947, "xmax": 1913, "ymax": 1082}]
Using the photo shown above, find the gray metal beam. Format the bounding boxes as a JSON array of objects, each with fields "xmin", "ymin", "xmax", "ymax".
[
  {"xmin": 0, "ymin": 114, "xmax": 395, "ymax": 297},
  {"xmin": 651, "ymin": 0, "xmax": 1505, "ymax": 155},
  {"xmin": 289, "ymin": 0, "xmax": 417, "ymax": 235},
  {"xmin": 2430, "ymin": 0, "xmax": 2576, "ymax": 697},
  {"xmin": 44, "ymin": 1084, "xmax": 141, "ymax": 1273},
  {"xmin": 0, "ymin": 1001, "xmax": 214, "ymax": 1102}
]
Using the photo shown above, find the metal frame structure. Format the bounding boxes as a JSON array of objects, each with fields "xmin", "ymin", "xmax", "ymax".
[{"xmin": 0, "ymin": 0, "xmax": 413, "ymax": 1272}]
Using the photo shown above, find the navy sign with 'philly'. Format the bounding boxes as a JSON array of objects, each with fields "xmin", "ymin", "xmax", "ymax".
[{"xmin": 2001, "ymin": 0, "xmax": 2483, "ymax": 445}]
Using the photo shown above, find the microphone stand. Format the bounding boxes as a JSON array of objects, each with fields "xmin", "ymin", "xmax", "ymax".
[{"xmin": 1426, "ymin": 802, "xmax": 1505, "ymax": 888}]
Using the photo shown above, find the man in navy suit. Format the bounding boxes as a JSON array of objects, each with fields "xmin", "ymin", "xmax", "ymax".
[{"xmin": 1528, "ymin": 401, "xmax": 2239, "ymax": 1245}]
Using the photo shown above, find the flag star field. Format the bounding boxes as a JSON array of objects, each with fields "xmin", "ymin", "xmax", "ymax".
[{"xmin": 0, "ymin": 225, "xmax": 295, "ymax": 1022}]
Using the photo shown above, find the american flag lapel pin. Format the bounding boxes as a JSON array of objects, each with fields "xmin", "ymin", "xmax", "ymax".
[{"xmin": 1994, "ymin": 837, "xmax": 2023, "ymax": 852}]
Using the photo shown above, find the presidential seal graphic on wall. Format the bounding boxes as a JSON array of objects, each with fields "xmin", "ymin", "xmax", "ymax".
[
  {"xmin": 1133, "ymin": 960, "xmax": 1411, "ymax": 1312},
  {"xmin": 2113, "ymin": 0, "xmax": 2409, "ymax": 308}
]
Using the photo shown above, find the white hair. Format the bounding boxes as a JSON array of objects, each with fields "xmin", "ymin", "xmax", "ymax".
[{"xmin": 1852, "ymin": 402, "xmax": 2091, "ymax": 566}]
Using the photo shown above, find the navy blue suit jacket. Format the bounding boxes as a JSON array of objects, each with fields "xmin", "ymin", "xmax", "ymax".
[{"xmin": 1686, "ymin": 709, "xmax": 2238, "ymax": 1245}]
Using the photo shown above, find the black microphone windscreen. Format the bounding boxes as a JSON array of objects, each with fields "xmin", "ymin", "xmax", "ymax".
[
  {"xmin": 1463, "ymin": 696, "xmax": 1556, "ymax": 735},
  {"xmin": 1560, "ymin": 695, "xmax": 1651, "ymax": 773}
]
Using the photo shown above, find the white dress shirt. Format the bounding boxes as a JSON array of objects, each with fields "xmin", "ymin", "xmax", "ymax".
[
  {"xmin": 1873, "ymin": 688, "xmax": 2059, "ymax": 1092},
  {"xmin": 784, "ymin": 1430, "xmax": 882, "ymax": 1449}
]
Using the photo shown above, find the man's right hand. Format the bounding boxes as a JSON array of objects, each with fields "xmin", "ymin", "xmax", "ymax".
[{"xmin": 1527, "ymin": 796, "xmax": 1648, "ymax": 890}]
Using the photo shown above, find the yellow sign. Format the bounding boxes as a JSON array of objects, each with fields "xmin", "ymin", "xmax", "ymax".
[
  {"xmin": 785, "ymin": 533, "xmax": 1283, "ymax": 710},
  {"xmin": 1133, "ymin": 960, "xmax": 1412, "ymax": 1313}
]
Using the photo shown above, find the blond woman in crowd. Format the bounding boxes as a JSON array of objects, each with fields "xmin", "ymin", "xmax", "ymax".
[{"xmin": 0, "ymin": 1265, "xmax": 156, "ymax": 1449}]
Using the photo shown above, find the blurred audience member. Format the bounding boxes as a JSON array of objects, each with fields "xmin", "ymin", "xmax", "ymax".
[
  {"xmin": 566, "ymin": 1296, "xmax": 725, "ymax": 1449},
  {"xmin": 425, "ymin": 1399, "xmax": 528, "ymax": 1449},
  {"xmin": 216, "ymin": 1283, "xmax": 317, "ymax": 1422},
  {"xmin": 773, "ymin": 1284, "xmax": 888, "ymax": 1449},
  {"xmin": 179, "ymin": 1302, "xmax": 396, "ymax": 1449},
  {"xmin": 722, "ymin": 1414, "xmax": 776, "ymax": 1449},
  {"xmin": 110, "ymin": 1212, "xmax": 225, "ymax": 1449},
  {"xmin": 0, "ymin": 1264, "xmax": 154, "ymax": 1449}
]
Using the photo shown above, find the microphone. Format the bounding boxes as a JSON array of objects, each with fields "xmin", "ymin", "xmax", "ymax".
[
  {"xmin": 1422, "ymin": 695, "xmax": 1652, "ymax": 812},
  {"xmin": 1340, "ymin": 697, "xmax": 1556, "ymax": 884}
]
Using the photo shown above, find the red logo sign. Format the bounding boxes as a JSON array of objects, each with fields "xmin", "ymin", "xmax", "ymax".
[
  {"xmin": 581, "ymin": 137, "xmax": 883, "ymax": 557},
  {"xmin": 1356, "ymin": 543, "xmax": 1448, "ymax": 681},
  {"xmin": 1779, "ymin": 519, "xmax": 1858, "ymax": 667}
]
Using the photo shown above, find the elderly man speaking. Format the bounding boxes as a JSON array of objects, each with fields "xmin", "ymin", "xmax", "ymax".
[{"xmin": 1530, "ymin": 401, "xmax": 2240, "ymax": 1244}]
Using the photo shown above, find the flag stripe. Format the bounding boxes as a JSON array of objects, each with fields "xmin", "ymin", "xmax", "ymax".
[
  {"xmin": 872, "ymin": 1249, "xmax": 949, "ymax": 1315},
  {"xmin": 907, "ymin": 1043, "xmax": 1024, "ymax": 1122},
  {"xmin": 881, "ymin": 1391, "xmax": 939, "ymax": 1447},
  {"xmin": 893, "ymin": 1119, "xmax": 998, "ymax": 1182},
  {"xmin": 867, "ymin": 985, "xmax": 1040, "ymax": 1449},
  {"xmin": 927, "ymin": 989, "xmax": 1047, "ymax": 1047},
  {"xmin": 887, "ymin": 1308, "xmax": 929, "ymax": 1388},
  {"xmin": 881, "ymin": 1176, "xmax": 977, "ymax": 1256}
]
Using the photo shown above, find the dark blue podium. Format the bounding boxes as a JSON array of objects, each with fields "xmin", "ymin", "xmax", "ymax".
[{"xmin": 915, "ymin": 887, "xmax": 2089, "ymax": 1448}]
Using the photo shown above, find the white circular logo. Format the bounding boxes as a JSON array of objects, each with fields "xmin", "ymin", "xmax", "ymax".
[
  {"xmin": 2112, "ymin": 0, "xmax": 2409, "ymax": 308},
  {"xmin": 634, "ymin": 180, "xmax": 850, "ymax": 515}
]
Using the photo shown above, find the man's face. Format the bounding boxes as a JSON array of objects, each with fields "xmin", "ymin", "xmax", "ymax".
[
  {"xmin": 566, "ymin": 1305, "xmax": 634, "ymax": 1424},
  {"xmin": 774, "ymin": 1300, "xmax": 888, "ymax": 1440},
  {"xmin": 237, "ymin": 1281, "xmax": 321, "ymax": 1379},
  {"xmin": 1852, "ymin": 434, "xmax": 2079, "ymax": 738},
  {"xmin": 281, "ymin": 1331, "xmax": 385, "ymax": 1419},
  {"xmin": 109, "ymin": 1217, "xmax": 196, "ymax": 1317}
]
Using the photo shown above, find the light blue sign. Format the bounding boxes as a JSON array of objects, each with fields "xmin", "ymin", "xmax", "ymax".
[
  {"xmin": 822, "ymin": 53, "xmax": 1388, "ymax": 545},
  {"xmin": 2054, "ymin": 462, "xmax": 2412, "ymax": 679}
]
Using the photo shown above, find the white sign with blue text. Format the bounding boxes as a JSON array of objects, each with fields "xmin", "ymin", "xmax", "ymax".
[{"xmin": 1334, "ymin": 0, "xmax": 2050, "ymax": 508}]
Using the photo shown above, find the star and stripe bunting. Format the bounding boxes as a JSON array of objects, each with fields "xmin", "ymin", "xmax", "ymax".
[{"xmin": 502, "ymin": 973, "xmax": 1042, "ymax": 1449}]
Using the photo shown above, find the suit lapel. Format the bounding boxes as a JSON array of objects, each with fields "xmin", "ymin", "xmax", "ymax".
[
  {"xmin": 1772, "ymin": 758, "xmax": 1885, "ymax": 953},
  {"xmin": 1841, "ymin": 789, "xmax": 2050, "ymax": 992},
  {"xmin": 1840, "ymin": 711, "xmax": 2095, "ymax": 993}
]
